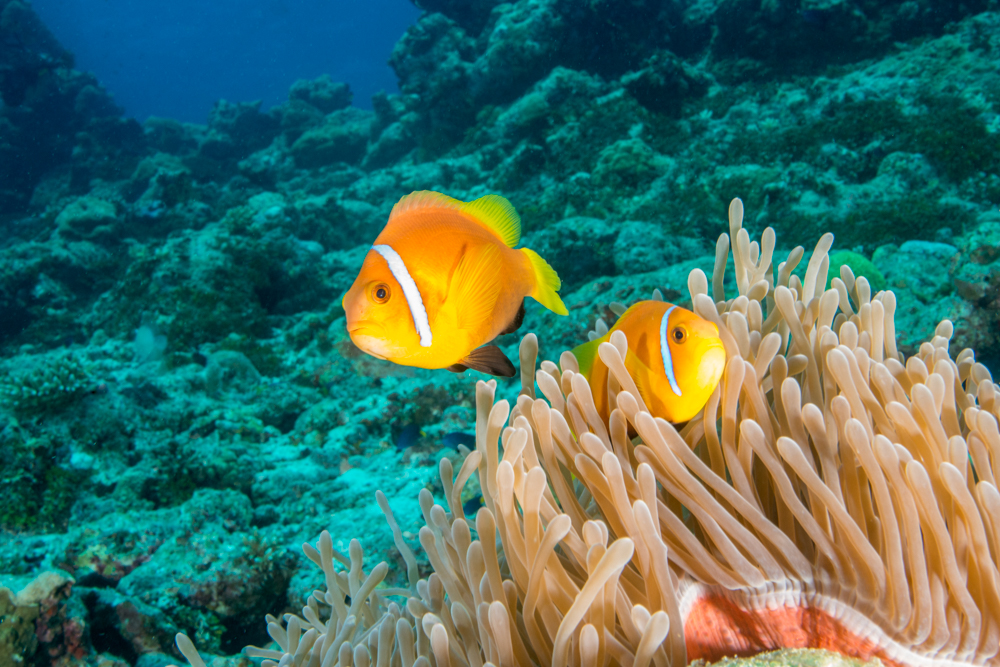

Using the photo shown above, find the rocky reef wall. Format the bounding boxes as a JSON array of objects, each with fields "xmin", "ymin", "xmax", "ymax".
[{"xmin": 1, "ymin": 0, "xmax": 1000, "ymax": 664}]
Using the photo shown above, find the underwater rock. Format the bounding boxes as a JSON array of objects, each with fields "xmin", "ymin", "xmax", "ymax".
[
  {"xmin": 621, "ymin": 50, "xmax": 710, "ymax": 117},
  {"xmin": 81, "ymin": 588, "xmax": 177, "ymax": 657},
  {"xmin": 204, "ymin": 351, "xmax": 261, "ymax": 396},
  {"xmin": 82, "ymin": 222, "xmax": 273, "ymax": 348},
  {"xmin": 237, "ymin": 144, "xmax": 290, "ymax": 189},
  {"xmin": 127, "ymin": 153, "xmax": 193, "ymax": 206},
  {"xmin": 199, "ymin": 99, "xmax": 280, "ymax": 162},
  {"xmin": 712, "ymin": 0, "xmax": 991, "ymax": 73},
  {"xmin": 613, "ymin": 221, "xmax": 709, "ymax": 275},
  {"xmin": 54, "ymin": 196, "xmax": 120, "ymax": 240},
  {"xmin": 0, "ymin": 0, "xmax": 73, "ymax": 106},
  {"xmin": 290, "ymin": 107, "xmax": 372, "ymax": 168},
  {"xmin": 0, "ymin": 577, "xmax": 42, "ymax": 667},
  {"xmin": 0, "ymin": 571, "xmax": 78, "ymax": 667},
  {"xmin": 389, "ymin": 13, "xmax": 477, "ymax": 148},
  {"xmin": 0, "ymin": 0, "xmax": 135, "ymax": 211},
  {"xmin": 592, "ymin": 137, "xmax": 669, "ymax": 188},
  {"xmin": 525, "ymin": 216, "xmax": 619, "ymax": 287},
  {"xmin": 363, "ymin": 121, "xmax": 416, "ymax": 170},
  {"xmin": 411, "ymin": 0, "xmax": 506, "ymax": 34},
  {"xmin": 714, "ymin": 0, "xmax": 868, "ymax": 66},
  {"xmin": 109, "ymin": 496, "xmax": 293, "ymax": 644},
  {"xmin": 0, "ymin": 66, "xmax": 121, "ymax": 211},
  {"xmin": 872, "ymin": 239, "xmax": 961, "ymax": 350},
  {"xmin": 275, "ymin": 98, "xmax": 325, "ymax": 145},
  {"xmin": 947, "ymin": 214, "xmax": 1000, "ymax": 369},
  {"xmin": 469, "ymin": 0, "xmax": 568, "ymax": 104},
  {"xmin": 288, "ymin": 74, "xmax": 352, "ymax": 114},
  {"xmin": 368, "ymin": 89, "xmax": 407, "ymax": 137},
  {"xmin": 69, "ymin": 116, "xmax": 146, "ymax": 191},
  {"xmin": 143, "ymin": 117, "xmax": 198, "ymax": 155},
  {"xmin": 0, "ymin": 237, "xmax": 118, "ymax": 347}
]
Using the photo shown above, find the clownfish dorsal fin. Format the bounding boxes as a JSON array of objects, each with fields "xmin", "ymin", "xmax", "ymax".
[
  {"xmin": 460, "ymin": 194, "xmax": 521, "ymax": 248},
  {"xmin": 388, "ymin": 191, "xmax": 463, "ymax": 224},
  {"xmin": 388, "ymin": 191, "xmax": 522, "ymax": 249}
]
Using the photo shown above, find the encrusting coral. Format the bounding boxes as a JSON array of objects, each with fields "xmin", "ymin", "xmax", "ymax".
[{"xmin": 170, "ymin": 199, "xmax": 1000, "ymax": 667}]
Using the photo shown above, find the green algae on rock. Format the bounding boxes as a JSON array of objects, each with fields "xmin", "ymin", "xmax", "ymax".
[{"xmin": 826, "ymin": 250, "xmax": 886, "ymax": 292}]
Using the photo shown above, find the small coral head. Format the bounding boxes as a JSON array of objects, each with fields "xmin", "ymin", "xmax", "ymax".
[{"xmin": 342, "ymin": 250, "xmax": 418, "ymax": 362}]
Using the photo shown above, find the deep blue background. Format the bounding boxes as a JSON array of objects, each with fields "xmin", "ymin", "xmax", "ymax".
[{"xmin": 30, "ymin": 0, "xmax": 421, "ymax": 123}]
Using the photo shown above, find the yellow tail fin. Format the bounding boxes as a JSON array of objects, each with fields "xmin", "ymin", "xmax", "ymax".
[
  {"xmin": 571, "ymin": 338, "xmax": 601, "ymax": 378},
  {"xmin": 521, "ymin": 248, "xmax": 568, "ymax": 315}
]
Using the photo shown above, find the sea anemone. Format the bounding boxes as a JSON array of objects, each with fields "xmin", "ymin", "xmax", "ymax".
[{"xmin": 171, "ymin": 198, "xmax": 1000, "ymax": 667}]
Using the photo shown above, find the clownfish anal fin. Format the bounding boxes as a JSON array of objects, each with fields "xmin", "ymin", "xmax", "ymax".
[
  {"xmin": 500, "ymin": 300, "xmax": 526, "ymax": 336},
  {"xmin": 456, "ymin": 345, "xmax": 516, "ymax": 377},
  {"xmin": 452, "ymin": 242, "xmax": 503, "ymax": 333}
]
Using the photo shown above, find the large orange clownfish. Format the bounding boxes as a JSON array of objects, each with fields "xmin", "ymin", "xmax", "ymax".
[
  {"xmin": 572, "ymin": 300, "xmax": 726, "ymax": 423},
  {"xmin": 342, "ymin": 191, "xmax": 568, "ymax": 377}
]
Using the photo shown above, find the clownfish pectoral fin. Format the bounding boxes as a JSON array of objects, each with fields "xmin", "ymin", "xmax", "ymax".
[
  {"xmin": 624, "ymin": 348, "xmax": 657, "ymax": 405},
  {"xmin": 449, "ymin": 345, "xmax": 516, "ymax": 377},
  {"xmin": 451, "ymin": 242, "xmax": 503, "ymax": 334},
  {"xmin": 521, "ymin": 248, "xmax": 568, "ymax": 316},
  {"xmin": 460, "ymin": 194, "xmax": 521, "ymax": 248},
  {"xmin": 500, "ymin": 300, "xmax": 526, "ymax": 335}
]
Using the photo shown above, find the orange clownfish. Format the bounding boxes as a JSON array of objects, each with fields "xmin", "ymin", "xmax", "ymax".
[
  {"xmin": 572, "ymin": 301, "xmax": 726, "ymax": 423},
  {"xmin": 342, "ymin": 191, "xmax": 568, "ymax": 377}
]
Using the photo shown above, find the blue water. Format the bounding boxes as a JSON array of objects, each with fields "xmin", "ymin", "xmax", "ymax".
[{"xmin": 30, "ymin": 0, "xmax": 420, "ymax": 122}]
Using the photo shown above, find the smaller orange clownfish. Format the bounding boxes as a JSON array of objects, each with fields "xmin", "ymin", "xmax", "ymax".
[
  {"xmin": 342, "ymin": 191, "xmax": 568, "ymax": 377},
  {"xmin": 571, "ymin": 300, "xmax": 726, "ymax": 423}
]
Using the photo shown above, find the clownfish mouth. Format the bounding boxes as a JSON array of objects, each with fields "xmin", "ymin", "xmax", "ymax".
[
  {"xmin": 347, "ymin": 320, "xmax": 384, "ymax": 337},
  {"xmin": 346, "ymin": 323, "xmax": 399, "ymax": 361}
]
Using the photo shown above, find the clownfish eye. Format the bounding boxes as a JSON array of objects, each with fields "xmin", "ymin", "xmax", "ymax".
[
  {"xmin": 372, "ymin": 283, "xmax": 391, "ymax": 304},
  {"xmin": 671, "ymin": 327, "xmax": 687, "ymax": 344}
]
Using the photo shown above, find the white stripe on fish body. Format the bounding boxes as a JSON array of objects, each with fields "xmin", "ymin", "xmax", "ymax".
[
  {"xmin": 659, "ymin": 306, "xmax": 683, "ymax": 396},
  {"xmin": 371, "ymin": 244, "xmax": 433, "ymax": 347}
]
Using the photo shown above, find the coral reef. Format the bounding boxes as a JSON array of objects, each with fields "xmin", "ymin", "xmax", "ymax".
[{"xmin": 2, "ymin": 0, "xmax": 1000, "ymax": 664}]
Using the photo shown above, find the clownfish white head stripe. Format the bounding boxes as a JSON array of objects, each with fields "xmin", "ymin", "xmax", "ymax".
[
  {"xmin": 371, "ymin": 244, "xmax": 433, "ymax": 347},
  {"xmin": 659, "ymin": 305, "xmax": 683, "ymax": 396}
]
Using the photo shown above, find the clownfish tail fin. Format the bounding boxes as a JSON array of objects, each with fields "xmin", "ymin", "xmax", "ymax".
[
  {"xmin": 522, "ymin": 248, "xmax": 568, "ymax": 316},
  {"xmin": 570, "ymin": 338, "xmax": 600, "ymax": 378}
]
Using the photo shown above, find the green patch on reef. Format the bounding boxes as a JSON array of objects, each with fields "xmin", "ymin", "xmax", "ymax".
[
  {"xmin": 213, "ymin": 334, "xmax": 285, "ymax": 377},
  {"xmin": 827, "ymin": 250, "xmax": 887, "ymax": 292},
  {"xmin": 0, "ymin": 432, "xmax": 83, "ymax": 532}
]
